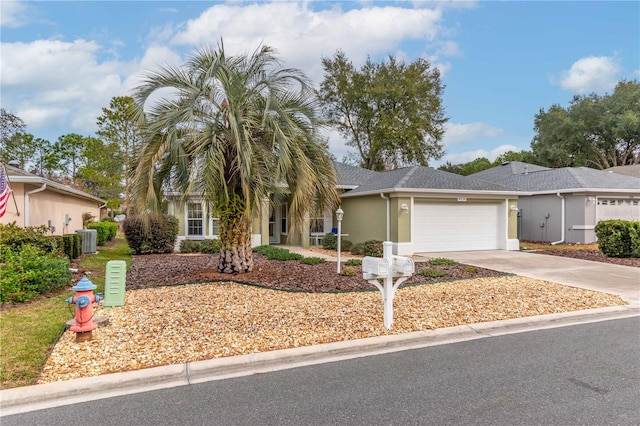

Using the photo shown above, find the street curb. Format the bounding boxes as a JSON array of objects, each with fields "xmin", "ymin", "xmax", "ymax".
[{"xmin": 2, "ymin": 304, "xmax": 638, "ymax": 416}]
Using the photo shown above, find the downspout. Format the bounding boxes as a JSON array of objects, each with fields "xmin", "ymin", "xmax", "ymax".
[
  {"xmin": 25, "ymin": 184, "xmax": 47, "ymax": 227},
  {"xmin": 380, "ymin": 193, "xmax": 390, "ymax": 241},
  {"xmin": 551, "ymin": 192, "xmax": 565, "ymax": 245}
]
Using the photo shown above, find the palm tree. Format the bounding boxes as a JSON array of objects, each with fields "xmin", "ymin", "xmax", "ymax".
[{"xmin": 131, "ymin": 42, "xmax": 339, "ymax": 273}]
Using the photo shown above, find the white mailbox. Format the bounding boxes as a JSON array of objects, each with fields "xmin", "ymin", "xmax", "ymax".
[
  {"xmin": 391, "ymin": 255, "xmax": 415, "ymax": 276},
  {"xmin": 362, "ymin": 256, "xmax": 389, "ymax": 279}
]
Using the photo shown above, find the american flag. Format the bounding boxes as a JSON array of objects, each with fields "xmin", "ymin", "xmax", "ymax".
[{"xmin": 0, "ymin": 167, "xmax": 10, "ymax": 218}]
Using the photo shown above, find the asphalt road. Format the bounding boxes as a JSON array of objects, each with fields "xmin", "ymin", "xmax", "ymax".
[{"xmin": 4, "ymin": 317, "xmax": 639, "ymax": 426}]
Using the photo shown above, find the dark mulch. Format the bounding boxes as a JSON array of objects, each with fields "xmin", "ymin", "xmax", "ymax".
[
  {"xmin": 527, "ymin": 249, "xmax": 640, "ymax": 268},
  {"xmin": 126, "ymin": 253, "xmax": 503, "ymax": 293}
]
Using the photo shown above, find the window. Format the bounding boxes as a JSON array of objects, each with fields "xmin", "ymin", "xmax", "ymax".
[
  {"xmin": 187, "ymin": 202, "xmax": 204, "ymax": 236},
  {"xmin": 280, "ymin": 204, "xmax": 288, "ymax": 235}
]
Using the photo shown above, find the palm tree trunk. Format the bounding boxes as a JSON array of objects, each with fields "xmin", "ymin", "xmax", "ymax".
[{"xmin": 217, "ymin": 198, "xmax": 254, "ymax": 273}]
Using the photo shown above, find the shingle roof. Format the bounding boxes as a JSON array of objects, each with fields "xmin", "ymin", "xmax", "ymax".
[
  {"xmin": 470, "ymin": 162, "xmax": 640, "ymax": 191},
  {"xmin": 605, "ymin": 165, "xmax": 640, "ymax": 178},
  {"xmin": 342, "ymin": 165, "xmax": 512, "ymax": 196},
  {"xmin": 332, "ymin": 161, "xmax": 380, "ymax": 187}
]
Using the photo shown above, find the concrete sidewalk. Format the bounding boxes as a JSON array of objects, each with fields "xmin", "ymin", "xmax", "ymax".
[{"xmin": 416, "ymin": 250, "xmax": 640, "ymax": 306}]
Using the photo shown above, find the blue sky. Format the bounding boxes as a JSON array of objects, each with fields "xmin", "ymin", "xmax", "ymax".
[{"xmin": 1, "ymin": 1, "xmax": 638, "ymax": 167}]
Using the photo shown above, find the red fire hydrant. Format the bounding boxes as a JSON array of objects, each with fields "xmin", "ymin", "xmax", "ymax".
[{"xmin": 66, "ymin": 276, "xmax": 103, "ymax": 342}]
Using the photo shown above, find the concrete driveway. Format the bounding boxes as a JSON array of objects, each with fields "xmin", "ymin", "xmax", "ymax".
[{"xmin": 416, "ymin": 250, "xmax": 640, "ymax": 306}]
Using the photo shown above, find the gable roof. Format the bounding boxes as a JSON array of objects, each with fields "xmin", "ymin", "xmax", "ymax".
[
  {"xmin": 470, "ymin": 161, "xmax": 640, "ymax": 193},
  {"xmin": 4, "ymin": 164, "xmax": 107, "ymax": 203},
  {"xmin": 341, "ymin": 165, "xmax": 515, "ymax": 197}
]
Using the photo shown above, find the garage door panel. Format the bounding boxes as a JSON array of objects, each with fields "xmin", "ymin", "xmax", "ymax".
[
  {"xmin": 596, "ymin": 199, "xmax": 640, "ymax": 222},
  {"xmin": 414, "ymin": 202, "xmax": 501, "ymax": 252}
]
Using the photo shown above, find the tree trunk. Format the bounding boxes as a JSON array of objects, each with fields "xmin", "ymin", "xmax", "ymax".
[{"xmin": 217, "ymin": 208, "xmax": 254, "ymax": 274}]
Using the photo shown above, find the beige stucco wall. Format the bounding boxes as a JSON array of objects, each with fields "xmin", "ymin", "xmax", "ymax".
[
  {"xmin": 0, "ymin": 182, "xmax": 103, "ymax": 236},
  {"xmin": 508, "ymin": 199, "xmax": 518, "ymax": 239}
]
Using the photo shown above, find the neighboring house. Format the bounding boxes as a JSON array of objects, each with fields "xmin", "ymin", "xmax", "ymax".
[
  {"xmin": 0, "ymin": 164, "xmax": 106, "ymax": 235},
  {"xmin": 470, "ymin": 162, "xmax": 640, "ymax": 244},
  {"xmin": 606, "ymin": 165, "xmax": 640, "ymax": 178},
  {"xmin": 169, "ymin": 162, "xmax": 522, "ymax": 255}
]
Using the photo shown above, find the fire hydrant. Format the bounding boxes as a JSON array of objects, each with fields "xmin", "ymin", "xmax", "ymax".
[{"xmin": 66, "ymin": 276, "xmax": 103, "ymax": 342}]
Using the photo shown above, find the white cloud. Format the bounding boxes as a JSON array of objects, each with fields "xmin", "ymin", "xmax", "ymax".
[
  {"xmin": 0, "ymin": 0, "xmax": 29, "ymax": 28},
  {"xmin": 0, "ymin": 39, "xmax": 128, "ymax": 134},
  {"xmin": 170, "ymin": 2, "xmax": 445, "ymax": 83},
  {"xmin": 443, "ymin": 122, "xmax": 504, "ymax": 146},
  {"xmin": 442, "ymin": 144, "xmax": 518, "ymax": 165},
  {"xmin": 555, "ymin": 56, "xmax": 621, "ymax": 94}
]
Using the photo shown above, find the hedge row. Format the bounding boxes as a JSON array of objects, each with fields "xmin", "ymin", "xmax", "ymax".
[
  {"xmin": 179, "ymin": 239, "xmax": 222, "ymax": 254},
  {"xmin": 594, "ymin": 220, "xmax": 640, "ymax": 258},
  {"xmin": 86, "ymin": 221, "xmax": 118, "ymax": 246}
]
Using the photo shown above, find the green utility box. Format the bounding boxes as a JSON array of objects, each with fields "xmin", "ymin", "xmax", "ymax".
[{"xmin": 103, "ymin": 260, "xmax": 127, "ymax": 308}]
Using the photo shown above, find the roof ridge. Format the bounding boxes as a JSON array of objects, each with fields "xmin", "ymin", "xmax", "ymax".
[
  {"xmin": 396, "ymin": 166, "xmax": 420, "ymax": 188},
  {"xmin": 565, "ymin": 167, "xmax": 588, "ymax": 187}
]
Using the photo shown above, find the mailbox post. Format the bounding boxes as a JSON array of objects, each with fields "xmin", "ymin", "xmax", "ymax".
[{"xmin": 362, "ymin": 241, "xmax": 415, "ymax": 329}]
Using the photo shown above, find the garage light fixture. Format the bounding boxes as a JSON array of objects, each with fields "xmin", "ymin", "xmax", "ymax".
[{"xmin": 401, "ymin": 203, "xmax": 409, "ymax": 212}]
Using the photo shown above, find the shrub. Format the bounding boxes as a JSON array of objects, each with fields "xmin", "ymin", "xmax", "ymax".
[
  {"xmin": 345, "ymin": 258, "xmax": 362, "ymax": 266},
  {"xmin": 463, "ymin": 266, "xmax": 478, "ymax": 274},
  {"xmin": 630, "ymin": 222, "xmax": 640, "ymax": 258},
  {"xmin": 180, "ymin": 239, "xmax": 201, "ymax": 253},
  {"xmin": 62, "ymin": 234, "xmax": 77, "ymax": 259},
  {"xmin": 322, "ymin": 232, "xmax": 337, "ymax": 250},
  {"xmin": 123, "ymin": 215, "xmax": 179, "ymax": 255},
  {"xmin": 594, "ymin": 220, "xmax": 637, "ymax": 258},
  {"xmin": 73, "ymin": 233, "xmax": 82, "ymax": 258},
  {"xmin": 341, "ymin": 266, "xmax": 357, "ymax": 276},
  {"xmin": 341, "ymin": 239, "xmax": 353, "ymax": 252},
  {"xmin": 200, "ymin": 239, "xmax": 221, "ymax": 254},
  {"xmin": 253, "ymin": 245, "xmax": 303, "ymax": 261},
  {"xmin": 0, "ymin": 223, "xmax": 58, "ymax": 255},
  {"xmin": 350, "ymin": 243, "xmax": 364, "ymax": 255},
  {"xmin": 86, "ymin": 221, "xmax": 118, "ymax": 245},
  {"xmin": 301, "ymin": 256, "xmax": 326, "ymax": 265},
  {"xmin": 0, "ymin": 244, "xmax": 72, "ymax": 304},
  {"xmin": 419, "ymin": 268, "xmax": 448, "ymax": 278},
  {"xmin": 362, "ymin": 240, "xmax": 383, "ymax": 257},
  {"xmin": 428, "ymin": 257, "xmax": 458, "ymax": 266}
]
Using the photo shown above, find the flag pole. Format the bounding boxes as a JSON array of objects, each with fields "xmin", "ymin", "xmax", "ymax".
[{"xmin": 2, "ymin": 162, "xmax": 20, "ymax": 216}]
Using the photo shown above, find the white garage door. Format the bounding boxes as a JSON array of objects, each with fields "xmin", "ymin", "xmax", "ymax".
[
  {"xmin": 413, "ymin": 202, "xmax": 502, "ymax": 252},
  {"xmin": 596, "ymin": 199, "xmax": 640, "ymax": 222}
]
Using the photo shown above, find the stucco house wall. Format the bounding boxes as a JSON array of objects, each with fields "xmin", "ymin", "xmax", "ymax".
[{"xmin": 1, "ymin": 178, "xmax": 105, "ymax": 236}]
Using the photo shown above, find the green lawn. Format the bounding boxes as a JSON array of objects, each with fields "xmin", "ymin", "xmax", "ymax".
[{"xmin": 0, "ymin": 237, "xmax": 131, "ymax": 389}]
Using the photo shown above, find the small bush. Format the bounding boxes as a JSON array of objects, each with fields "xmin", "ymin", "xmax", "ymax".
[
  {"xmin": 0, "ymin": 223, "xmax": 58, "ymax": 255},
  {"xmin": 0, "ymin": 244, "xmax": 72, "ymax": 304},
  {"xmin": 350, "ymin": 243, "xmax": 364, "ymax": 255},
  {"xmin": 363, "ymin": 240, "xmax": 383, "ymax": 257},
  {"xmin": 322, "ymin": 232, "xmax": 337, "ymax": 250},
  {"xmin": 123, "ymin": 215, "xmax": 179, "ymax": 255},
  {"xmin": 463, "ymin": 266, "xmax": 478, "ymax": 274},
  {"xmin": 594, "ymin": 220, "xmax": 638, "ymax": 258},
  {"xmin": 200, "ymin": 239, "xmax": 221, "ymax": 254},
  {"xmin": 301, "ymin": 257, "xmax": 326, "ymax": 265},
  {"xmin": 341, "ymin": 239, "xmax": 353, "ymax": 252},
  {"xmin": 253, "ymin": 245, "xmax": 303, "ymax": 261},
  {"xmin": 429, "ymin": 257, "xmax": 458, "ymax": 266},
  {"xmin": 180, "ymin": 239, "xmax": 202, "ymax": 253},
  {"xmin": 341, "ymin": 266, "xmax": 357, "ymax": 276},
  {"xmin": 419, "ymin": 268, "xmax": 448, "ymax": 278},
  {"xmin": 345, "ymin": 258, "xmax": 362, "ymax": 266}
]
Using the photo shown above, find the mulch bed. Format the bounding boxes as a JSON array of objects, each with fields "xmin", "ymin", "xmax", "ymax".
[{"xmin": 126, "ymin": 253, "xmax": 504, "ymax": 293}]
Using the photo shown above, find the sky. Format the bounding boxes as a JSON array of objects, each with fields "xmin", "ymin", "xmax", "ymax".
[{"xmin": 1, "ymin": 1, "xmax": 638, "ymax": 167}]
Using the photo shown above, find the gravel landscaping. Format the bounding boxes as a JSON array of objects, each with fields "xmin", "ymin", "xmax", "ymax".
[{"xmin": 37, "ymin": 252, "xmax": 626, "ymax": 383}]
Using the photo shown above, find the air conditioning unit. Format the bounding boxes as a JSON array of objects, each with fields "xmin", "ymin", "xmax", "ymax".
[{"xmin": 76, "ymin": 229, "xmax": 97, "ymax": 254}]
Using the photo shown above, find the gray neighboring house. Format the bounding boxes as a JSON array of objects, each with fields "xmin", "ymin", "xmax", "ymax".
[
  {"xmin": 606, "ymin": 165, "xmax": 640, "ymax": 178},
  {"xmin": 470, "ymin": 162, "xmax": 640, "ymax": 244}
]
